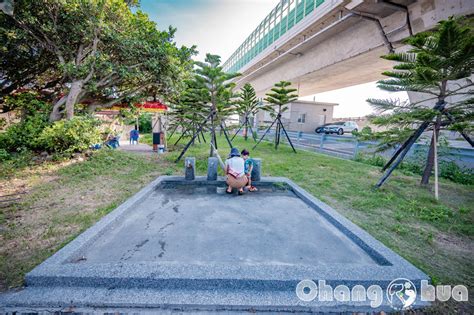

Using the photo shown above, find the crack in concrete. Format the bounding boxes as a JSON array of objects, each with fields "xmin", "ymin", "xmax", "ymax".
[
  {"xmin": 145, "ymin": 211, "xmax": 156, "ymax": 230},
  {"xmin": 158, "ymin": 222, "xmax": 174, "ymax": 233},
  {"xmin": 157, "ymin": 240, "xmax": 166, "ymax": 258},
  {"xmin": 120, "ymin": 239, "xmax": 149, "ymax": 261}
]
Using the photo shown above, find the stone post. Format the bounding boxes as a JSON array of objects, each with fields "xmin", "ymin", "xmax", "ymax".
[
  {"xmin": 251, "ymin": 158, "xmax": 261, "ymax": 182},
  {"xmin": 185, "ymin": 157, "xmax": 195, "ymax": 180},
  {"xmin": 207, "ymin": 157, "xmax": 218, "ymax": 181}
]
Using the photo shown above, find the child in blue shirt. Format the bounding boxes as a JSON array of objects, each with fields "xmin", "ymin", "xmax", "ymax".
[{"xmin": 241, "ymin": 149, "xmax": 258, "ymax": 192}]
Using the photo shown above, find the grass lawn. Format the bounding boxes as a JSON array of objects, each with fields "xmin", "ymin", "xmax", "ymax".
[
  {"xmin": 1, "ymin": 133, "xmax": 473, "ymax": 312},
  {"xmin": 0, "ymin": 149, "xmax": 179, "ymax": 290}
]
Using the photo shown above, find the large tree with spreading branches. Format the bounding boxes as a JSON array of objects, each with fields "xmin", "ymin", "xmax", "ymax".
[
  {"xmin": 1, "ymin": 0, "xmax": 195, "ymax": 121},
  {"xmin": 368, "ymin": 17, "xmax": 473, "ymax": 187}
]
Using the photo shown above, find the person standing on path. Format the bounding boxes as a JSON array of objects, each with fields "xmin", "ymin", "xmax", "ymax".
[{"xmin": 130, "ymin": 127, "xmax": 139, "ymax": 145}]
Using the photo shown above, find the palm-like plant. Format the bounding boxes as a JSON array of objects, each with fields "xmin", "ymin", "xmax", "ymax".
[
  {"xmin": 174, "ymin": 53, "xmax": 240, "ymax": 161},
  {"xmin": 368, "ymin": 16, "xmax": 474, "ymax": 187},
  {"xmin": 264, "ymin": 81, "xmax": 298, "ymax": 149},
  {"xmin": 235, "ymin": 83, "xmax": 261, "ymax": 140},
  {"xmin": 168, "ymin": 79, "xmax": 208, "ymax": 144}
]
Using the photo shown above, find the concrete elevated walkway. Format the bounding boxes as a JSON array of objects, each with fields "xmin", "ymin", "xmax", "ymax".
[{"xmin": 226, "ymin": 0, "xmax": 474, "ymax": 97}]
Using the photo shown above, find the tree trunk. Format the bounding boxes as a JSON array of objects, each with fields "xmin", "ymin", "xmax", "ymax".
[
  {"xmin": 209, "ymin": 111, "xmax": 215, "ymax": 157},
  {"xmin": 65, "ymin": 80, "xmax": 84, "ymax": 120},
  {"xmin": 49, "ymin": 95, "xmax": 68, "ymax": 122},
  {"xmin": 274, "ymin": 121, "xmax": 279, "ymax": 149},
  {"xmin": 244, "ymin": 116, "xmax": 248, "ymax": 141},
  {"xmin": 420, "ymin": 116, "xmax": 442, "ymax": 185}
]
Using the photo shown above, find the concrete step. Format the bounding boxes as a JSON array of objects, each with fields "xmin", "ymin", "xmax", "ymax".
[
  {"xmin": 25, "ymin": 272, "xmax": 429, "ymax": 291},
  {"xmin": 0, "ymin": 285, "xmax": 430, "ymax": 313}
]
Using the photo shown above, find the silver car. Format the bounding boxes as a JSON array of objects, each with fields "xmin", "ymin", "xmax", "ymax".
[{"xmin": 322, "ymin": 121, "xmax": 359, "ymax": 135}]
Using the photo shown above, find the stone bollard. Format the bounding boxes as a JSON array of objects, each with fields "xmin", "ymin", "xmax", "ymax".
[
  {"xmin": 251, "ymin": 158, "xmax": 261, "ymax": 182},
  {"xmin": 184, "ymin": 157, "xmax": 195, "ymax": 180},
  {"xmin": 207, "ymin": 157, "xmax": 218, "ymax": 181}
]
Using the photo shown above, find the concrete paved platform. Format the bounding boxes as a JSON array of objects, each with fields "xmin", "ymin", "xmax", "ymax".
[
  {"xmin": 0, "ymin": 176, "xmax": 430, "ymax": 313},
  {"xmin": 81, "ymin": 187, "xmax": 376, "ymax": 265}
]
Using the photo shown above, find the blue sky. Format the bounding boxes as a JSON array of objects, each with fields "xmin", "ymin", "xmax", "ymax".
[
  {"xmin": 139, "ymin": 0, "xmax": 276, "ymax": 61},
  {"xmin": 139, "ymin": 0, "xmax": 408, "ymax": 118}
]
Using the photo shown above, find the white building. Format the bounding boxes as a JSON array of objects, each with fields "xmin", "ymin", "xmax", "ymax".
[{"xmin": 256, "ymin": 100, "xmax": 337, "ymax": 133}]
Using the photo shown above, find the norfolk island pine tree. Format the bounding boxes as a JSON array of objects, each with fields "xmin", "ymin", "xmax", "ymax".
[{"xmin": 367, "ymin": 17, "xmax": 474, "ymax": 187}]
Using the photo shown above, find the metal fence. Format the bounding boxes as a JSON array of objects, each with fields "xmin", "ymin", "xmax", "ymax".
[{"xmin": 251, "ymin": 129, "xmax": 474, "ymax": 169}]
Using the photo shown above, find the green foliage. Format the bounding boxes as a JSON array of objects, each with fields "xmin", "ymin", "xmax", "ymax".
[
  {"xmin": 367, "ymin": 17, "xmax": 474, "ymax": 185},
  {"xmin": 263, "ymin": 81, "xmax": 298, "ymax": 117},
  {"xmin": 39, "ymin": 116, "xmax": 101, "ymax": 155},
  {"xmin": 437, "ymin": 160, "xmax": 474, "ymax": 185},
  {"xmin": 168, "ymin": 78, "xmax": 209, "ymax": 140},
  {"xmin": 138, "ymin": 113, "xmax": 153, "ymax": 133},
  {"xmin": 0, "ymin": 150, "xmax": 35, "ymax": 178},
  {"xmin": 171, "ymin": 53, "xmax": 240, "ymax": 146},
  {"xmin": 353, "ymin": 126, "xmax": 377, "ymax": 141},
  {"xmin": 126, "ymin": 112, "xmax": 152, "ymax": 133},
  {"xmin": 0, "ymin": 149, "xmax": 10, "ymax": 162},
  {"xmin": 193, "ymin": 53, "xmax": 240, "ymax": 116},
  {"xmin": 263, "ymin": 81, "xmax": 298, "ymax": 148},
  {"xmin": 355, "ymin": 153, "xmax": 387, "ymax": 167},
  {"xmin": 0, "ymin": 93, "xmax": 50, "ymax": 152},
  {"xmin": 0, "ymin": 6, "xmax": 58, "ymax": 101},
  {"xmin": 356, "ymin": 152, "xmax": 473, "ymax": 185},
  {"xmin": 236, "ymin": 83, "xmax": 260, "ymax": 117},
  {"xmin": 2, "ymin": 0, "xmax": 196, "ymax": 120},
  {"xmin": 235, "ymin": 83, "xmax": 261, "ymax": 141}
]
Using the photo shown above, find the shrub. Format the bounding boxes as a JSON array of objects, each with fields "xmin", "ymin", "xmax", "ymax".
[
  {"xmin": 126, "ymin": 112, "xmax": 152, "ymax": 133},
  {"xmin": 0, "ymin": 93, "xmax": 50, "ymax": 152},
  {"xmin": 138, "ymin": 113, "xmax": 152, "ymax": 133},
  {"xmin": 0, "ymin": 148, "xmax": 11, "ymax": 162},
  {"xmin": 353, "ymin": 126, "xmax": 376, "ymax": 140},
  {"xmin": 356, "ymin": 152, "xmax": 473, "ymax": 185},
  {"xmin": 355, "ymin": 153, "xmax": 386, "ymax": 167},
  {"xmin": 439, "ymin": 160, "xmax": 474, "ymax": 185},
  {"xmin": 39, "ymin": 116, "xmax": 102, "ymax": 155}
]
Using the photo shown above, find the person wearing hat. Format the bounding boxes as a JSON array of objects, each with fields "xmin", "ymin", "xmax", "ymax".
[{"xmin": 225, "ymin": 147, "xmax": 247, "ymax": 195}]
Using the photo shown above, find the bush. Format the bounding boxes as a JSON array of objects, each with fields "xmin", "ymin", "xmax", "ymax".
[
  {"xmin": 0, "ymin": 93, "xmax": 50, "ymax": 152},
  {"xmin": 356, "ymin": 152, "xmax": 473, "ymax": 185},
  {"xmin": 0, "ymin": 148, "xmax": 11, "ymax": 162},
  {"xmin": 439, "ymin": 161, "xmax": 474, "ymax": 185},
  {"xmin": 138, "ymin": 113, "xmax": 152, "ymax": 133},
  {"xmin": 126, "ymin": 113, "xmax": 152, "ymax": 133},
  {"xmin": 39, "ymin": 116, "xmax": 102, "ymax": 155},
  {"xmin": 355, "ymin": 153, "xmax": 386, "ymax": 167},
  {"xmin": 353, "ymin": 126, "xmax": 377, "ymax": 141}
]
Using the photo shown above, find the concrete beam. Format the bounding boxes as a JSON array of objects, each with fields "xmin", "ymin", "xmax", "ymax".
[{"xmin": 235, "ymin": 0, "xmax": 474, "ymax": 97}]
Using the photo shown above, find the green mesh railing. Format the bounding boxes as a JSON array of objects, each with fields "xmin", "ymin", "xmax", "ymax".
[{"xmin": 223, "ymin": 0, "xmax": 325, "ymax": 73}]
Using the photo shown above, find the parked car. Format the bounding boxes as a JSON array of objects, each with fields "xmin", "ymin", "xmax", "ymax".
[
  {"xmin": 314, "ymin": 123, "xmax": 332, "ymax": 134},
  {"xmin": 315, "ymin": 121, "xmax": 359, "ymax": 135}
]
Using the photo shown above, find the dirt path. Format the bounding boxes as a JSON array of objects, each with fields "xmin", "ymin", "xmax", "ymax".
[{"xmin": 118, "ymin": 141, "xmax": 154, "ymax": 154}]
